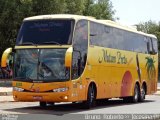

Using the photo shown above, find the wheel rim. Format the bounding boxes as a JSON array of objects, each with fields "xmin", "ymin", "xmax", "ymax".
[
  {"xmin": 90, "ymin": 86, "xmax": 95, "ymax": 104},
  {"xmin": 141, "ymin": 87, "xmax": 145, "ymax": 99},
  {"xmin": 134, "ymin": 86, "xmax": 138, "ymax": 101}
]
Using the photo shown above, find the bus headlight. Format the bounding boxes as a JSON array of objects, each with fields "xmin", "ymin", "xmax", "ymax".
[
  {"xmin": 13, "ymin": 87, "xmax": 24, "ymax": 92},
  {"xmin": 53, "ymin": 87, "xmax": 68, "ymax": 92}
]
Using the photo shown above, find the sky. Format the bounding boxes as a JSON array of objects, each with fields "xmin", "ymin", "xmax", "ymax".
[{"xmin": 111, "ymin": 0, "xmax": 160, "ymax": 25}]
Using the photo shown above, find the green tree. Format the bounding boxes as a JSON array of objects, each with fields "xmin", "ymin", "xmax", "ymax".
[
  {"xmin": 65, "ymin": 0, "xmax": 85, "ymax": 15},
  {"xmin": 31, "ymin": 0, "xmax": 66, "ymax": 15},
  {"xmin": 0, "ymin": 0, "xmax": 116, "ymax": 58},
  {"xmin": 137, "ymin": 21, "xmax": 160, "ymax": 81},
  {"xmin": 0, "ymin": 0, "xmax": 33, "ymax": 57},
  {"xmin": 137, "ymin": 21, "xmax": 160, "ymax": 48},
  {"xmin": 83, "ymin": 0, "xmax": 115, "ymax": 20}
]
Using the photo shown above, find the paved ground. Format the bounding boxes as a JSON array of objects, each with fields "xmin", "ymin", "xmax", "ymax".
[
  {"xmin": 0, "ymin": 80, "xmax": 160, "ymax": 120},
  {"xmin": 0, "ymin": 95, "xmax": 160, "ymax": 120},
  {"xmin": 0, "ymin": 96, "xmax": 160, "ymax": 114}
]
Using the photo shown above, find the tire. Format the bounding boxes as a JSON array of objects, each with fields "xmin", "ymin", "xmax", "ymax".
[
  {"xmin": 123, "ymin": 84, "xmax": 140, "ymax": 103},
  {"xmin": 39, "ymin": 102, "xmax": 47, "ymax": 107},
  {"xmin": 131, "ymin": 84, "xmax": 140, "ymax": 103},
  {"xmin": 83, "ymin": 85, "xmax": 96, "ymax": 109},
  {"xmin": 47, "ymin": 102, "xmax": 55, "ymax": 106},
  {"xmin": 139, "ymin": 85, "xmax": 146, "ymax": 102}
]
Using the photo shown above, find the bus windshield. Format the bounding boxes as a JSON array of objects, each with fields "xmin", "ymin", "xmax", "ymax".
[
  {"xmin": 16, "ymin": 19, "xmax": 75, "ymax": 45},
  {"xmin": 14, "ymin": 49, "xmax": 70, "ymax": 82}
]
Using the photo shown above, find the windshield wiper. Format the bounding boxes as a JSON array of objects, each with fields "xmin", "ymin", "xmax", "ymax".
[
  {"xmin": 42, "ymin": 41, "xmax": 62, "ymax": 46},
  {"xmin": 19, "ymin": 42, "xmax": 37, "ymax": 46}
]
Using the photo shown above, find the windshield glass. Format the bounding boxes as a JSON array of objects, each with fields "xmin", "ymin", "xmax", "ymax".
[
  {"xmin": 14, "ymin": 49, "xmax": 38, "ymax": 80},
  {"xmin": 39, "ymin": 49, "xmax": 69, "ymax": 80},
  {"xmin": 14, "ymin": 49, "xmax": 70, "ymax": 82},
  {"xmin": 16, "ymin": 19, "xmax": 75, "ymax": 45}
]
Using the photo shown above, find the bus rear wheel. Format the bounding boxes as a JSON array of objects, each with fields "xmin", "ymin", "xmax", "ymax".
[
  {"xmin": 130, "ymin": 84, "xmax": 140, "ymax": 103},
  {"xmin": 123, "ymin": 84, "xmax": 140, "ymax": 103},
  {"xmin": 139, "ymin": 85, "xmax": 146, "ymax": 102}
]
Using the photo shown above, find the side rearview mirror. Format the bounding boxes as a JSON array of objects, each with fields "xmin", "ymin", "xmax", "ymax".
[
  {"xmin": 65, "ymin": 47, "xmax": 73, "ymax": 68},
  {"xmin": 1, "ymin": 48, "xmax": 12, "ymax": 67}
]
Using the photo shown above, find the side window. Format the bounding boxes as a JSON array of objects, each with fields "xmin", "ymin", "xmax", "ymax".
[
  {"xmin": 148, "ymin": 38, "xmax": 153, "ymax": 53},
  {"xmin": 72, "ymin": 20, "xmax": 88, "ymax": 79},
  {"xmin": 90, "ymin": 21, "xmax": 114, "ymax": 49},
  {"xmin": 113, "ymin": 28, "xmax": 124, "ymax": 50},
  {"xmin": 152, "ymin": 38, "xmax": 158, "ymax": 54},
  {"xmin": 136, "ymin": 35, "xmax": 148, "ymax": 53},
  {"xmin": 90, "ymin": 22, "xmax": 103, "ymax": 46},
  {"xmin": 125, "ymin": 33, "xmax": 148, "ymax": 53},
  {"xmin": 124, "ymin": 32, "xmax": 135, "ymax": 51},
  {"xmin": 103, "ymin": 26, "xmax": 114, "ymax": 48}
]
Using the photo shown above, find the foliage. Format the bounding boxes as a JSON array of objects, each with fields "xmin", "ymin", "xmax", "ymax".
[
  {"xmin": 137, "ymin": 21, "xmax": 160, "ymax": 81},
  {"xmin": 83, "ymin": 0, "xmax": 115, "ymax": 20},
  {"xmin": 137, "ymin": 21, "xmax": 160, "ymax": 51},
  {"xmin": 0, "ymin": 0, "xmax": 115, "ymax": 58}
]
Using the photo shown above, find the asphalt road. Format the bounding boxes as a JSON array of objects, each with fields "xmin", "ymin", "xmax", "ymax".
[{"xmin": 0, "ymin": 95, "xmax": 160, "ymax": 120}]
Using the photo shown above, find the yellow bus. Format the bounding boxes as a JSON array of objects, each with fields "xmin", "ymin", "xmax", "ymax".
[{"xmin": 9, "ymin": 14, "xmax": 158, "ymax": 108}]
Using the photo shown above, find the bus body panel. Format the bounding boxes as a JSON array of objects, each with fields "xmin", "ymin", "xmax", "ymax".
[{"xmin": 12, "ymin": 15, "xmax": 158, "ymax": 104}]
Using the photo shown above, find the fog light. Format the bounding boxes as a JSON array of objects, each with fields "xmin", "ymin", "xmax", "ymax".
[
  {"xmin": 64, "ymin": 96, "xmax": 68, "ymax": 100},
  {"xmin": 60, "ymin": 96, "xmax": 68, "ymax": 100},
  {"xmin": 13, "ymin": 95, "xmax": 17, "ymax": 98}
]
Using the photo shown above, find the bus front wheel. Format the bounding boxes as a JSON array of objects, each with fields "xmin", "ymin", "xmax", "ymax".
[
  {"xmin": 83, "ymin": 85, "xmax": 96, "ymax": 109},
  {"xmin": 39, "ymin": 102, "xmax": 47, "ymax": 107}
]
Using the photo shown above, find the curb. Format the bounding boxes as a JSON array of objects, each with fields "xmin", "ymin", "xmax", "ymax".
[
  {"xmin": 0, "ymin": 96, "xmax": 14, "ymax": 102},
  {"xmin": 154, "ymin": 92, "xmax": 160, "ymax": 95}
]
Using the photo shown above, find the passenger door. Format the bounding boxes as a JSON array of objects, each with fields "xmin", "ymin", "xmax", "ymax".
[{"xmin": 72, "ymin": 20, "xmax": 88, "ymax": 101}]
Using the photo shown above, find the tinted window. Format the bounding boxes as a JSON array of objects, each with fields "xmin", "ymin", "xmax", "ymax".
[
  {"xmin": 72, "ymin": 20, "xmax": 88, "ymax": 79},
  {"xmin": 90, "ymin": 21, "xmax": 152, "ymax": 54},
  {"xmin": 14, "ymin": 49, "xmax": 38, "ymax": 80},
  {"xmin": 90, "ymin": 22, "xmax": 103, "ymax": 46},
  {"xmin": 152, "ymin": 38, "xmax": 158, "ymax": 53},
  {"xmin": 125, "ymin": 34, "xmax": 148, "ymax": 53},
  {"xmin": 16, "ymin": 19, "xmax": 75, "ymax": 45},
  {"xmin": 14, "ymin": 49, "xmax": 70, "ymax": 82},
  {"xmin": 39, "ymin": 49, "xmax": 70, "ymax": 81}
]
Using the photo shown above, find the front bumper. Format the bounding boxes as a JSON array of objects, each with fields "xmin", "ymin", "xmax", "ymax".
[{"xmin": 13, "ymin": 91, "xmax": 71, "ymax": 102}]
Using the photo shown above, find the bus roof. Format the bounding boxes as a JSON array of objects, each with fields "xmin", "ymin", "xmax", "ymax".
[{"xmin": 24, "ymin": 14, "xmax": 157, "ymax": 39}]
